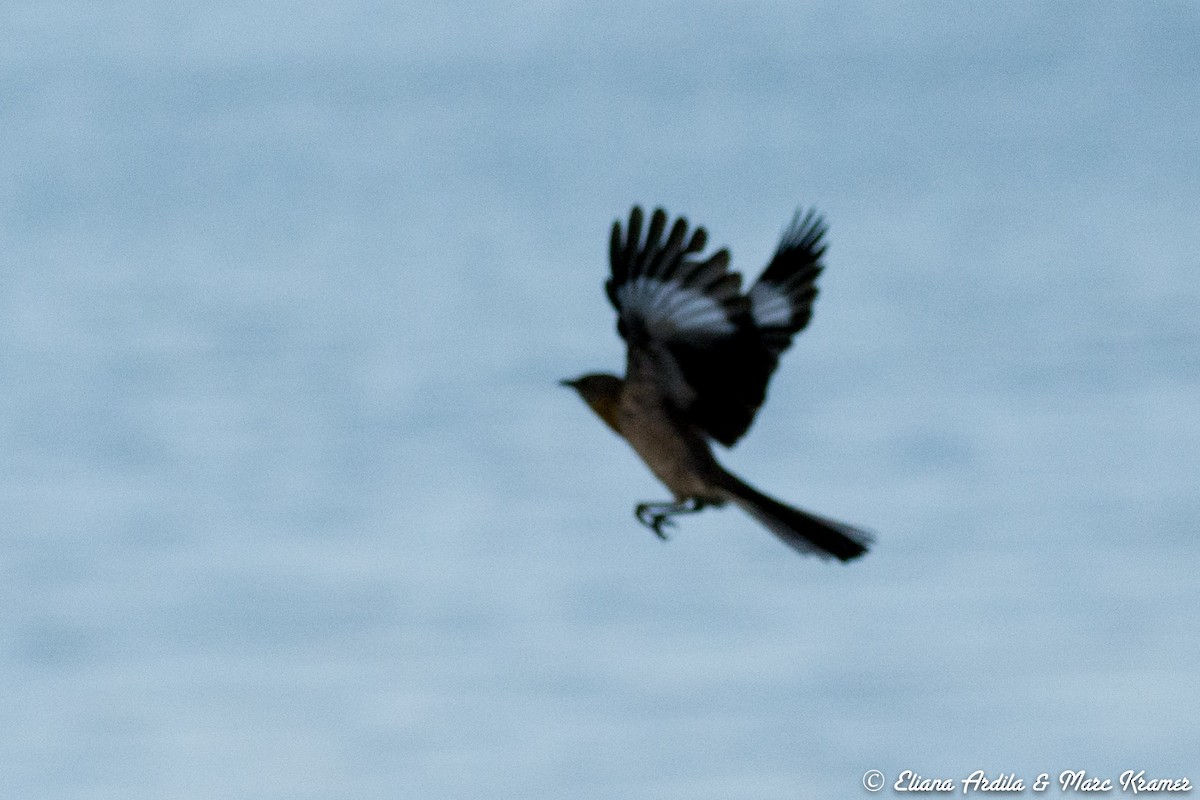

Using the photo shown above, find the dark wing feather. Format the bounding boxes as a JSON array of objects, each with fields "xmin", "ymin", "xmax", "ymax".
[
  {"xmin": 606, "ymin": 206, "xmax": 779, "ymax": 446},
  {"xmin": 748, "ymin": 209, "xmax": 827, "ymax": 357},
  {"xmin": 665, "ymin": 334, "xmax": 777, "ymax": 446}
]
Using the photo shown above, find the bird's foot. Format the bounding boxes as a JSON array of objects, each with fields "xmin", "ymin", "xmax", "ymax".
[
  {"xmin": 634, "ymin": 499, "xmax": 708, "ymax": 541},
  {"xmin": 635, "ymin": 503, "xmax": 675, "ymax": 540}
]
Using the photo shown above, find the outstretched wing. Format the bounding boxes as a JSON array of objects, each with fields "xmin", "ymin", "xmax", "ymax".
[
  {"xmin": 748, "ymin": 209, "xmax": 827, "ymax": 357},
  {"xmin": 606, "ymin": 206, "xmax": 777, "ymax": 447}
]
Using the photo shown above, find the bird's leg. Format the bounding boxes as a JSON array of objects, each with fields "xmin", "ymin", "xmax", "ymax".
[{"xmin": 634, "ymin": 498, "xmax": 709, "ymax": 540}]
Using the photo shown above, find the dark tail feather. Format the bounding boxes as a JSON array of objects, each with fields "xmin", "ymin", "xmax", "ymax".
[{"xmin": 719, "ymin": 471, "xmax": 872, "ymax": 562}]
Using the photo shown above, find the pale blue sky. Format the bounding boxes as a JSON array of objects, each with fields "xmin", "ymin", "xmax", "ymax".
[{"xmin": 2, "ymin": 3, "xmax": 1197, "ymax": 798}]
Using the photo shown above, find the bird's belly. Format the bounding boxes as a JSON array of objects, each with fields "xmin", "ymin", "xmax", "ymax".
[{"xmin": 616, "ymin": 408, "xmax": 719, "ymax": 500}]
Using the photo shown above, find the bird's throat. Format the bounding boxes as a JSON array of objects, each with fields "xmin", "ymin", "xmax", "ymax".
[{"xmin": 585, "ymin": 394, "xmax": 622, "ymax": 435}]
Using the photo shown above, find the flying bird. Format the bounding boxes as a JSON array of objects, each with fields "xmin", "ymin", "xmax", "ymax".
[{"xmin": 562, "ymin": 206, "xmax": 871, "ymax": 561}]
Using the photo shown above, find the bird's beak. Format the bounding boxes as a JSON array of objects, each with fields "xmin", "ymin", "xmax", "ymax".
[{"xmin": 559, "ymin": 378, "xmax": 576, "ymax": 388}]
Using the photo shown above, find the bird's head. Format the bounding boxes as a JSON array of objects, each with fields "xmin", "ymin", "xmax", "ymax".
[{"xmin": 560, "ymin": 373, "xmax": 623, "ymax": 433}]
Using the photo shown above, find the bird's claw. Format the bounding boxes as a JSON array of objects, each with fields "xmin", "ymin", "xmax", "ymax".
[
  {"xmin": 649, "ymin": 514, "xmax": 674, "ymax": 540},
  {"xmin": 635, "ymin": 503, "xmax": 678, "ymax": 541}
]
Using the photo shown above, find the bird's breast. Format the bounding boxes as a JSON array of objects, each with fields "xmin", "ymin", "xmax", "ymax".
[{"xmin": 617, "ymin": 389, "xmax": 721, "ymax": 500}]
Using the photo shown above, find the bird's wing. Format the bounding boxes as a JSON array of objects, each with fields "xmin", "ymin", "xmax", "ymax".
[
  {"xmin": 606, "ymin": 206, "xmax": 778, "ymax": 447},
  {"xmin": 747, "ymin": 209, "xmax": 827, "ymax": 357}
]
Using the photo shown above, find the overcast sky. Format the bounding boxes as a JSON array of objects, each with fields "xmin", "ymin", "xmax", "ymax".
[{"xmin": 2, "ymin": 3, "xmax": 1197, "ymax": 798}]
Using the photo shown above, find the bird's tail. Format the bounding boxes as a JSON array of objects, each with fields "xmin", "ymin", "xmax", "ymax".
[{"xmin": 716, "ymin": 470, "xmax": 872, "ymax": 562}]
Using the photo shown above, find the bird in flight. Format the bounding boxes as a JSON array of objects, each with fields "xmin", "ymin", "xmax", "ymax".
[{"xmin": 562, "ymin": 206, "xmax": 871, "ymax": 561}]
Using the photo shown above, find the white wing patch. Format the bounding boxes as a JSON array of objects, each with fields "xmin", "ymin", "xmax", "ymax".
[
  {"xmin": 617, "ymin": 277, "xmax": 736, "ymax": 340},
  {"xmin": 748, "ymin": 282, "xmax": 793, "ymax": 327}
]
